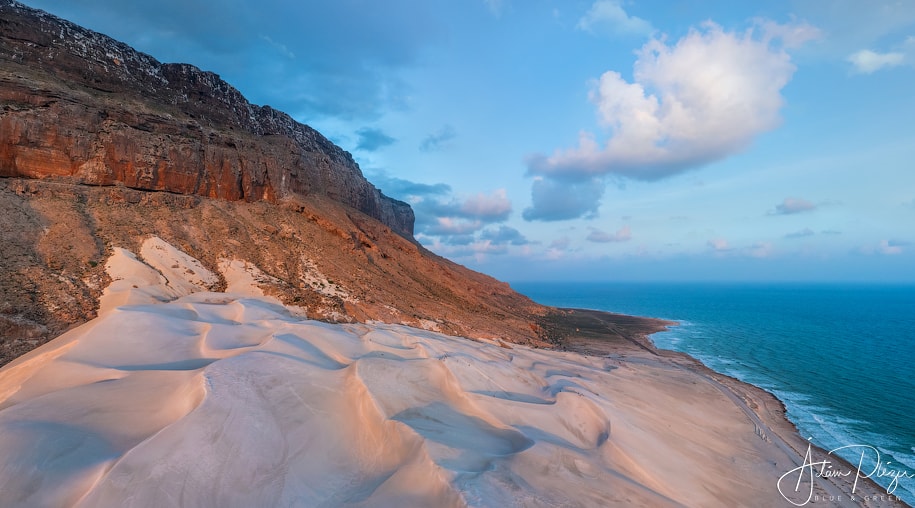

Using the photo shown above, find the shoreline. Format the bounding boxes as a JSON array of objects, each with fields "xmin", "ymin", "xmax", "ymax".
[{"xmin": 539, "ymin": 307, "xmax": 908, "ymax": 507}]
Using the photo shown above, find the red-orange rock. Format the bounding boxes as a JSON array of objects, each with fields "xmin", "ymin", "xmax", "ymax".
[{"xmin": 0, "ymin": 0, "xmax": 413, "ymax": 237}]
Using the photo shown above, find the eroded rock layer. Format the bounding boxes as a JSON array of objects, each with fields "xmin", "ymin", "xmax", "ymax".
[{"xmin": 0, "ymin": 0, "xmax": 413, "ymax": 237}]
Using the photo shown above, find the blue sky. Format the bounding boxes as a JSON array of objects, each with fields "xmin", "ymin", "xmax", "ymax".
[{"xmin": 24, "ymin": 0, "xmax": 915, "ymax": 282}]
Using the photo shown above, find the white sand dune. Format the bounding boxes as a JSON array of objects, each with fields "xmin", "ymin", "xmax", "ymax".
[{"xmin": 0, "ymin": 238, "xmax": 797, "ymax": 507}]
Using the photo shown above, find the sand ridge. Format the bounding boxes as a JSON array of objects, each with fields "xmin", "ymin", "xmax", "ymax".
[{"xmin": 0, "ymin": 238, "xmax": 887, "ymax": 507}]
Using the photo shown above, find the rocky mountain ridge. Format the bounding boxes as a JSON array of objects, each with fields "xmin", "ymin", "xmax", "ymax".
[
  {"xmin": 0, "ymin": 0, "xmax": 413, "ymax": 236},
  {"xmin": 0, "ymin": 1, "xmax": 565, "ymax": 366}
]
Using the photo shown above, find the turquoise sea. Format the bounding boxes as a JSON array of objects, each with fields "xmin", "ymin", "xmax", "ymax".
[{"xmin": 512, "ymin": 282, "xmax": 915, "ymax": 504}]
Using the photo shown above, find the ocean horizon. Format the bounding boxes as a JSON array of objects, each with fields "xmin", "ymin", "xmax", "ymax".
[{"xmin": 513, "ymin": 281, "xmax": 915, "ymax": 504}]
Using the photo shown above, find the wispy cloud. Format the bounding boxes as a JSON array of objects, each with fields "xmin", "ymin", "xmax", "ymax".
[
  {"xmin": 368, "ymin": 171, "xmax": 451, "ymax": 199},
  {"xmin": 770, "ymin": 197, "xmax": 817, "ymax": 215},
  {"xmin": 745, "ymin": 242, "xmax": 774, "ymax": 258},
  {"xmin": 707, "ymin": 238, "xmax": 732, "ymax": 252},
  {"xmin": 545, "ymin": 236, "xmax": 573, "ymax": 260},
  {"xmin": 425, "ymin": 218, "xmax": 485, "ymax": 236},
  {"xmin": 708, "ymin": 239, "xmax": 773, "ymax": 258},
  {"xmin": 879, "ymin": 240, "xmax": 907, "ymax": 255},
  {"xmin": 785, "ymin": 227, "xmax": 815, "ymax": 239},
  {"xmin": 480, "ymin": 226, "xmax": 530, "ymax": 246},
  {"xmin": 587, "ymin": 225, "xmax": 632, "ymax": 243},
  {"xmin": 847, "ymin": 49, "xmax": 905, "ymax": 73},
  {"xmin": 576, "ymin": 0, "xmax": 653, "ymax": 37},
  {"xmin": 856, "ymin": 239, "xmax": 908, "ymax": 256},
  {"xmin": 419, "ymin": 125, "xmax": 457, "ymax": 152},
  {"xmin": 259, "ymin": 35, "xmax": 296, "ymax": 59},
  {"xmin": 355, "ymin": 127, "xmax": 396, "ymax": 152}
]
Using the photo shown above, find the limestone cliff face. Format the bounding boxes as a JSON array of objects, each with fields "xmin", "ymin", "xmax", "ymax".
[
  {"xmin": 0, "ymin": 0, "xmax": 413, "ymax": 237},
  {"xmin": 0, "ymin": 1, "xmax": 554, "ymax": 367}
]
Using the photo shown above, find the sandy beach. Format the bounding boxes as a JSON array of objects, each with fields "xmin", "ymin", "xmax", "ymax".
[{"xmin": 0, "ymin": 238, "xmax": 904, "ymax": 507}]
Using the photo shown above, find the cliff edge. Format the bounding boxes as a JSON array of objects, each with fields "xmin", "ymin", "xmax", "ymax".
[
  {"xmin": 0, "ymin": 1, "xmax": 556, "ymax": 365},
  {"xmin": 0, "ymin": 0, "xmax": 413, "ymax": 237}
]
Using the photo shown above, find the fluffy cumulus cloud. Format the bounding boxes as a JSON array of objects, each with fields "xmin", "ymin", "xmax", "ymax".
[
  {"xmin": 524, "ymin": 20, "xmax": 817, "ymax": 221},
  {"xmin": 771, "ymin": 197, "xmax": 817, "ymax": 215},
  {"xmin": 576, "ymin": 0, "xmax": 653, "ymax": 37},
  {"xmin": 529, "ymin": 20, "xmax": 817, "ymax": 182},
  {"xmin": 355, "ymin": 128, "xmax": 396, "ymax": 152},
  {"xmin": 587, "ymin": 225, "xmax": 631, "ymax": 243}
]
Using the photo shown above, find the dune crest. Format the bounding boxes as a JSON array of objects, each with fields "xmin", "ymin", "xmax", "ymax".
[{"xmin": 0, "ymin": 238, "xmax": 797, "ymax": 507}]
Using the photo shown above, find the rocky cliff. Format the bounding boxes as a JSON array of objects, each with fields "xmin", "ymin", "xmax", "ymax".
[
  {"xmin": 0, "ymin": 1, "xmax": 556, "ymax": 366},
  {"xmin": 0, "ymin": 0, "xmax": 413, "ymax": 237}
]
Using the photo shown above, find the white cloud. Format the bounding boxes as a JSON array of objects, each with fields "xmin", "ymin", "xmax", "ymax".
[
  {"xmin": 527, "ymin": 20, "xmax": 814, "ymax": 182},
  {"xmin": 847, "ymin": 49, "xmax": 905, "ymax": 73},
  {"xmin": 587, "ymin": 225, "xmax": 632, "ymax": 243},
  {"xmin": 577, "ymin": 0, "xmax": 653, "ymax": 37}
]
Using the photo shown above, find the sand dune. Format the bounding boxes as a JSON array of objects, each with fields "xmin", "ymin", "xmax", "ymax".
[{"xmin": 0, "ymin": 238, "xmax": 806, "ymax": 507}]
